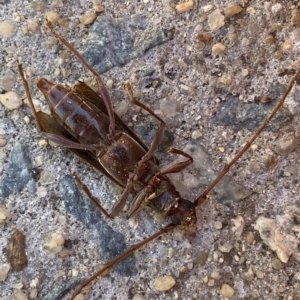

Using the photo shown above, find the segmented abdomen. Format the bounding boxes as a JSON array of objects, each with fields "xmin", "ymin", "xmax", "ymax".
[{"xmin": 37, "ymin": 78, "xmax": 110, "ymax": 145}]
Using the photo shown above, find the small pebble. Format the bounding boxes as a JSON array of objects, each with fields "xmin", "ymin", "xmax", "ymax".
[
  {"xmin": 213, "ymin": 252, "xmax": 218, "ymax": 261},
  {"xmin": 57, "ymin": 17, "xmax": 68, "ymax": 27},
  {"xmin": 44, "ymin": 231, "xmax": 65, "ymax": 254},
  {"xmin": 246, "ymin": 232, "xmax": 255, "ymax": 244},
  {"xmin": 211, "ymin": 271, "xmax": 221, "ymax": 280},
  {"xmin": 153, "ymin": 275, "xmax": 176, "ymax": 291},
  {"xmin": 0, "ymin": 91, "xmax": 22, "ymax": 110},
  {"xmin": 214, "ymin": 221, "xmax": 223, "ymax": 230},
  {"xmin": 280, "ymin": 41, "xmax": 293, "ymax": 52},
  {"xmin": 23, "ymin": 116, "xmax": 30, "ymax": 124},
  {"xmin": 132, "ymin": 295, "xmax": 145, "ymax": 300},
  {"xmin": 79, "ymin": 13, "xmax": 97, "ymax": 25},
  {"xmin": 219, "ymin": 74, "xmax": 232, "ymax": 85},
  {"xmin": 37, "ymin": 186, "xmax": 47, "ymax": 198},
  {"xmin": 0, "ymin": 207, "xmax": 12, "ymax": 224},
  {"xmin": 8, "ymin": 230, "xmax": 28, "ymax": 271},
  {"xmin": 263, "ymin": 155, "xmax": 276, "ymax": 169},
  {"xmin": 198, "ymin": 251, "xmax": 209, "ymax": 266},
  {"xmin": 265, "ymin": 36, "xmax": 276, "ymax": 45},
  {"xmin": 198, "ymin": 32, "xmax": 212, "ymax": 45},
  {"xmin": 0, "ymin": 20, "xmax": 16, "ymax": 38},
  {"xmin": 208, "ymin": 9, "xmax": 225, "ymax": 31},
  {"xmin": 219, "ymin": 242, "xmax": 233, "ymax": 253},
  {"xmin": 292, "ymin": 9, "xmax": 300, "ymax": 25},
  {"xmin": 34, "ymin": 155, "xmax": 44, "ymax": 167},
  {"xmin": 220, "ymin": 284, "xmax": 234, "ymax": 298},
  {"xmin": 152, "ymin": 211, "xmax": 165, "ymax": 224},
  {"xmin": 175, "ymin": 0, "xmax": 194, "ymax": 13},
  {"xmin": 168, "ymin": 247, "xmax": 175, "ymax": 259},
  {"xmin": 256, "ymin": 269, "xmax": 264, "ymax": 279},
  {"xmin": 241, "ymin": 69, "xmax": 249, "ymax": 77},
  {"xmin": 273, "ymin": 50, "xmax": 283, "ymax": 60},
  {"xmin": 152, "ymin": 79, "xmax": 160, "ymax": 88},
  {"xmin": 12, "ymin": 282, "xmax": 23, "ymax": 289},
  {"xmin": 114, "ymin": 100, "xmax": 129, "ymax": 117},
  {"xmin": 106, "ymin": 79, "xmax": 113, "ymax": 89},
  {"xmin": 231, "ymin": 216, "xmax": 245, "ymax": 237},
  {"xmin": 225, "ymin": 4, "xmax": 243, "ymax": 16},
  {"xmin": 50, "ymin": 0, "xmax": 64, "ymax": 8},
  {"xmin": 94, "ymin": 5, "xmax": 105, "ymax": 12},
  {"xmin": 72, "ymin": 269, "xmax": 79, "ymax": 277},
  {"xmin": 212, "ymin": 42, "xmax": 226, "ymax": 54},
  {"xmin": 178, "ymin": 84, "xmax": 196, "ymax": 96},
  {"xmin": 46, "ymin": 11, "xmax": 60, "ymax": 25},
  {"xmin": 13, "ymin": 289, "xmax": 28, "ymax": 300},
  {"xmin": 29, "ymin": 289, "xmax": 38, "ymax": 299},
  {"xmin": 0, "ymin": 263, "xmax": 11, "ymax": 281},
  {"xmin": 246, "ymin": 6, "xmax": 256, "ymax": 15},
  {"xmin": 272, "ymin": 258, "xmax": 282, "ymax": 270},
  {"xmin": 27, "ymin": 19, "xmax": 39, "ymax": 32},
  {"xmin": 191, "ymin": 130, "xmax": 202, "ymax": 140},
  {"xmin": 274, "ymin": 135, "xmax": 299, "ymax": 155},
  {"xmin": 208, "ymin": 279, "xmax": 215, "ymax": 286},
  {"xmin": 271, "ymin": 3, "xmax": 282, "ymax": 15},
  {"xmin": 202, "ymin": 5, "xmax": 213, "ymax": 13},
  {"xmin": 15, "ymin": 15, "xmax": 21, "ymax": 22},
  {"xmin": 242, "ymin": 268, "xmax": 254, "ymax": 281},
  {"xmin": 73, "ymin": 295, "xmax": 84, "ymax": 300},
  {"xmin": 38, "ymin": 139, "xmax": 48, "ymax": 147},
  {"xmin": 0, "ymin": 68, "xmax": 17, "ymax": 91},
  {"xmin": 30, "ymin": 278, "xmax": 39, "ymax": 288}
]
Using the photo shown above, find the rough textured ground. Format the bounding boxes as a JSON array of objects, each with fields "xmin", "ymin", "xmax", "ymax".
[{"xmin": 0, "ymin": 1, "xmax": 300, "ymax": 300}]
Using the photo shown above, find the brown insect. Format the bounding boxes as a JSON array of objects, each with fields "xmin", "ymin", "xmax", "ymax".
[{"xmin": 17, "ymin": 20, "xmax": 300, "ymax": 300}]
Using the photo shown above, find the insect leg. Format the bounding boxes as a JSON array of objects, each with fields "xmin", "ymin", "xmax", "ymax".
[
  {"xmin": 160, "ymin": 147, "xmax": 193, "ymax": 175},
  {"xmin": 69, "ymin": 223, "xmax": 177, "ymax": 300},
  {"xmin": 46, "ymin": 20, "xmax": 116, "ymax": 138},
  {"xmin": 125, "ymin": 82, "xmax": 166, "ymax": 162},
  {"xmin": 70, "ymin": 170, "xmax": 111, "ymax": 219},
  {"xmin": 110, "ymin": 174, "xmax": 135, "ymax": 218},
  {"xmin": 71, "ymin": 170, "xmax": 135, "ymax": 219}
]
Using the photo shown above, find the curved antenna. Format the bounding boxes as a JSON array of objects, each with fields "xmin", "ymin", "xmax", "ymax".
[{"xmin": 194, "ymin": 69, "xmax": 300, "ymax": 208}]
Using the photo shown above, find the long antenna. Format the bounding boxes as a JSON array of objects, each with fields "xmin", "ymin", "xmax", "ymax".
[{"xmin": 194, "ymin": 69, "xmax": 300, "ymax": 208}]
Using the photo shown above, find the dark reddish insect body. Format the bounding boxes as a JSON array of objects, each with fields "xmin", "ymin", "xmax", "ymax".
[
  {"xmin": 18, "ymin": 21, "xmax": 300, "ymax": 300},
  {"xmin": 35, "ymin": 73, "xmax": 196, "ymax": 222}
]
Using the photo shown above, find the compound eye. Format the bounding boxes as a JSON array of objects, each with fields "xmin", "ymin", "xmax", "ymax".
[
  {"xmin": 171, "ymin": 216, "xmax": 181, "ymax": 225},
  {"xmin": 183, "ymin": 199, "xmax": 193, "ymax": 209}
]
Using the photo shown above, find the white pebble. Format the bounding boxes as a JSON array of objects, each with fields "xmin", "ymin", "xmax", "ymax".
[
  {"xmin": 44, "ymin": 230, "xmax": 65, "ymax": 254},
  {"xmin": 13, "ymin": 289, "xmax": 28, "ymax": 300},
  {"xmin": 0, "ymin": 207, "xmax": 12, "ymax": 224},
  {"xmin": 37, "ymin": 186, "xmax": 47, "ymax": 198},
  {"xmin": 153, "ymin": 275, "xmax": 176, "ymax": 291},
  {"xmin": 0, "ymin": 263, "xmax": 11, "ymax": 281},
  {"xmin": 0, "ymin": 91, "xmax": 22, "ymax": 110},
  {"xmin": 220, "ymin": 284, "xmax": 234, "ymax": 298}
]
